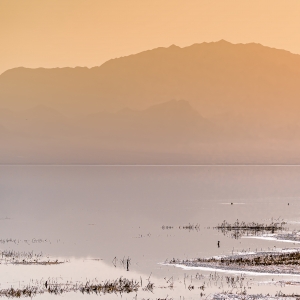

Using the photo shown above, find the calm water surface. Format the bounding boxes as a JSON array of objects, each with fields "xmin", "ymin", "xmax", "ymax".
[{"xmin": 1, "ymin": 166, "xmax": 300, "ymax": 299}]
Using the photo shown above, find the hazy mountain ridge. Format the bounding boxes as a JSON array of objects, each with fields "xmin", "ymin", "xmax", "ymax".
[
  {"xmin": 2, "ymin": 40, "xmax": 300, "ymax": 164},
  {"xmin": 0, "ymin": 99, "xmax": 263, "ymax": 143},
  {"xmin": 1, "ymin": 100, "xmax": 213, "ymax": 140},
  {"xmin": 1, "ymin": 100, "xmax": 300, "ymax": 164},
  {"xmin": 2, "ymin": 40, "xmax": 300, "ymax": 120}
]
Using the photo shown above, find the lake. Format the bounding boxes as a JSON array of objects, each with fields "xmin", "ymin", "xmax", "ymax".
[{"xmin": 1, "ymin": 165, "xmax": 300, "ymax": 299}]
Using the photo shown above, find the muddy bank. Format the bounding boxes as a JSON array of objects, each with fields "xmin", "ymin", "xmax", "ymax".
[{"xmin": 168, "ymin": 250, "xmax": 300, "ymax": 275}]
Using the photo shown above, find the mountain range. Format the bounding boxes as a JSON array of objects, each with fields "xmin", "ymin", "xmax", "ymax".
[{"xmin": 1, "ymin": 40, "xmax": 300, "ymax": 164}]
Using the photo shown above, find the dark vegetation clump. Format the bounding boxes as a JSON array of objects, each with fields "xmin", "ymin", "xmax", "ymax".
[
  {"xmin": 0, "ymin": 277, "xmax": 142, "ymax": 298},
  {"xmin": 180, "ymin": 224, "xmax": 201, "ymax": 231},
  {"xmin": 215, "ymin": 219, "xmax": 286, "ymax": 239},
  {"xmin": 275, "ymin": 291, "xmax": 300, "ymax": 298},
  {"xmin": 194, "ymin": 251, "xmax": 300, "ymax": 267},
  {"xmin": 0, "ymin": 286, "xmax": 39, "ymax": 298},
  {"xmin": 169, "ymin": 250, "xmax": 300, "ymax": 275},
  {"xmin": 79, "ymin": 278, "xmax": 140, "ymax": 294},
  {"xmin": 0, "ymin": 250, "xmax": 63, "ymax": 265},
  {"xmin": 161, "ymin": 223, "xmax": 200, "ymax": 231}
]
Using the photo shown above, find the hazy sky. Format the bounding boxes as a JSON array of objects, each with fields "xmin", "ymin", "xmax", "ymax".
[{"xmin": 1, "ymin": 0, "xmax": 300, "ymax": 74}]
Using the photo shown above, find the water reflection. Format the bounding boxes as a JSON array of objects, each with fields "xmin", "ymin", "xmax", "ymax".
[{"xmin": 1, "ymin": 166, "xmax": 300, "ymax": 298}]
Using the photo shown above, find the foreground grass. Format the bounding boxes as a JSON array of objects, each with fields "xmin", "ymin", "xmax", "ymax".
[{"xmin": 0, "ymin": 277, "xmax": 142, "ymax": 298}]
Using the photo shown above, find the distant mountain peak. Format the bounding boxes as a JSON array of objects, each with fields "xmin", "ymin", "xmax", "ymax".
[
  {"xmin": 168, "ymin": 44, "xmax": 180, "ymax": 49},
  {"xmin": 142, "ymin": 100, "xmax": 203, "ymax": 122},
  {"xmin": 1, "ymin": 40, "xmax": 300, "ymax": 120},
  {"xmin": 217, "ymin": 39, "xmax": 231, "ymax": 44}
]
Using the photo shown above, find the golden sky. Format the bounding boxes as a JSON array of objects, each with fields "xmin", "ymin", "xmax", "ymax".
[{"xmin": 1, "ymin": 0, "xmax": 300, "ymax": 74}]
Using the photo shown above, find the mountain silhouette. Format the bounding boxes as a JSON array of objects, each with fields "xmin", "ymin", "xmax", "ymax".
[
  {"xmin": 74, "ymin": 100, "xmax": 214, "ymax": 145},
  {"xmin": 0, "ymin": 100, "xmax": 217, "ymax": 164},
  {"xmin": 1, "ymin": 40, "xmax": 300, "ymax": 125},
  {"xmin": 0, "ymin": 105, "xmax": 71, "ymax": 138},
  {"xmin": 2, "ymin": 40, "xmax": 300, "ymax": 164}
]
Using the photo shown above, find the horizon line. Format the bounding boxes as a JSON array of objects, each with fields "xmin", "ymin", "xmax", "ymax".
[
  {"xmin": 1, "ymin": 39, "xmax": 297, "ymax": 76},
  {"xmin": 2, "ymin": 164, "xmax": 300, "ymax": 167}
]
